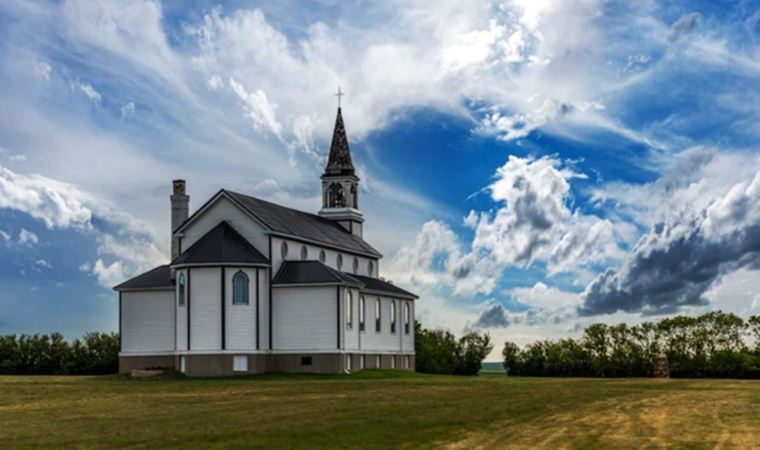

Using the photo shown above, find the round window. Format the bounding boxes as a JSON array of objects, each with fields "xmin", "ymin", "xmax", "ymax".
[
  {"xmin": 281, "ymin": 241, "xmax": 288, "ymax": 259},
  {"xmin": 353, "ymin": 257, "xmax": 359, "ymax": 273},
  {"xmin": 319, "ymin": 249, "xmax": 326, "ymax": 263},
  {"xmin": 368, "ymin": 261, "xmax": 374, "ymax": 277},
  {"xmin": 337, "ymin": 254, "xmax": 343, "ymax": 270},
  {"xmin": 301, "ymin": 245, "xmax": 308, "ymax": 260}
]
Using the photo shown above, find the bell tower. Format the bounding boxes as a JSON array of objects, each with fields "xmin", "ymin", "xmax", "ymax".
[{"xmin": 319, "ymin": 99, "xmax": 364, "ymax": 237}]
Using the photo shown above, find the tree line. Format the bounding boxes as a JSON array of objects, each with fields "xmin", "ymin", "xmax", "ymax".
[
  {"xmin": 502, "ymin": 312, "xmax": 760, "ymax": 378},
  {"xmin": 414, "ymin": 321, "xmax": 493, "ymax": 375},
  {"xmin": 0, "ymin": 332, "xmax": 119, "ymax": 375}
]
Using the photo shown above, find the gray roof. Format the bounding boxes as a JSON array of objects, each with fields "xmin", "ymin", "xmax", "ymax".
[
  {"xmin": 324, "ymin": 108, "xmax": 355, "ymax": 177},
  {"xmin": 350, "ymin": 273, "xmax": 418, "ymax": 299},
  {"xmin": 113, "ymin": 265, "xmax": 173, "ymax": 291},
  {"xmin": 172, "ymin": 221, "xmax": 269, "ymax": 266},
  {"xmin": 224, "ymin": 190, "xmax": 381, "ymax": 257},
  {"xmin": 272, "ymin": 261, "xmax": 418, "ymax": 299},
  {"xmin": 273, "ymin": 261, "xmax": 363, "ymax": 287}
]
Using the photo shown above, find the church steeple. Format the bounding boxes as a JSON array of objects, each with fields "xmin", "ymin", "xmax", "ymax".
[
  {"xmin": 324, "ymin": 107, "xmax": 355, "ymax": 177},
  {"xmin": 319, "ymin": 99, "xmax": 364, "ymax": 238}
]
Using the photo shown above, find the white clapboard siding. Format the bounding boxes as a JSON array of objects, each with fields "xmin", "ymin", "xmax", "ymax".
[
  {"xmin": 121, "ymin": 290, "xmax": 174, "ymax": 352},
  {"xmin": 181, "ymin": 196, "xmax": 269, "ymax": 257},
  {"xmin": 271, "ymin": 236, "xmax": 378, "ymax": 278},
  {"xmin": 273, "ymin": 286, "xmax": 337, "ymax": 350},
  {"xmin": 189, "ymin": 268, "xmax": 222, "ymax": 351},
  {"xmin": 359, "ymin": 296, "xmax": 404, "ymax": 352},
  {"xmin": 225, "ymin": 267, "xmax": 257, "ymax": 350}
]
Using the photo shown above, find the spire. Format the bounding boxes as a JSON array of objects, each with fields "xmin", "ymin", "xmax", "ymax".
[{"xmin": 324, "ymin": 107, "xmax": 355, "ymax": 176}]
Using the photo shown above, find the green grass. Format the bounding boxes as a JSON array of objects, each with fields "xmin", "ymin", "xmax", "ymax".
[{"xmin": 1, "ymin": 371, "xmax": 759, "ymax": 449}]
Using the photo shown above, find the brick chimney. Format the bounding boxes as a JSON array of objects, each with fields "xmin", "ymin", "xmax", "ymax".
[{"xmin": 171, "ymin": 180, "xmax": 189, "ymax": 260}]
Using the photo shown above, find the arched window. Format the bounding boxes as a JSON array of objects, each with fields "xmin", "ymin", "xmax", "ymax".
[
  {"xmin": 351, "ymin": 184, "xmax": 358, "ymax": 209},
  {"xmin": 232, "ymin": 271, "xmax": 249, "ymax": 305},
  {"xmin": 346, "ymin": 290, "xmax": 353, "ymax": 329},
  {"xmin": 178, "ymin": 273, "xmax": 186, "ymax": 306},
  {"xmin": 404, "ymin": 302, "xmax": 410, "ymax": 334},
  {"xmin": 281, "ymin": 241, "xmax": 289, "ymax": 259},
  {"xmin": 301, "ymin": 245, "xmax": 308, "ymax": 260},
  {"xmin": 319, "ymin": 249, "xmax": 326, "ymax": 263},
  {"xmin": 368, "ymin": 261, "xmax": 374, "ymax": 277},
  {"xmin": 359, "ymin": 295, "xmax": 366, "ymax": 332},
  {"xmin": 375, "ymin": 298, "xmax": 381, "ymax": 332},
  {"xmin": 390, "ymin": 300, "xmax": 397, "ymax": 334},
  {"xmin": 352, "ymin": 257, "xmax": 359, "ymax": 274},
  {"xmin": 337, "ymin": 254, "xmax": 343, "ymax": 270},
  {"xmin": 328, "ymin": 183, "xmax": 345, "ymax": 208}
]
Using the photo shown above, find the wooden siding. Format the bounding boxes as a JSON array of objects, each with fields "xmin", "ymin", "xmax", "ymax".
[
  {"xmin": 181, "ymin": 196, "xmax": 269, "ymax": 258},
  {"xmin": 120, "ymin": 290, "xmax": 174, "ymax": 353},
  {"xmin": 272, "ymin": 286, "xmax": 337, "ymax": 350},
  {"xmin": 189, "ymin": 268, "xmax": 222, "ymax": 351}
]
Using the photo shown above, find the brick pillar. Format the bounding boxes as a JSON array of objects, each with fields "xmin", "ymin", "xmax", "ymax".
[{"xmin": 653, "ymin": 353, "xmax": 669, "ymax": 378}]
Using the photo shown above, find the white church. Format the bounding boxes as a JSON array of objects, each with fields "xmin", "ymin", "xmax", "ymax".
[{"xmin": 114, "ymin": 107, "xmax": 417, "ymax": 376}]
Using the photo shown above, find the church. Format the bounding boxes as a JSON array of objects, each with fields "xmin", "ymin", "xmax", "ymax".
[{"xmin": 114, "ymin": 107, "xmax": 417, "ymax": 376}]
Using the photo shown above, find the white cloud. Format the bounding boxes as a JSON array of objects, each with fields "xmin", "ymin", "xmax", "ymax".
[
  {"xmin": 0, "ymin": 229, "xmax": 10, "ymax": 242},
  {"xmin": 18, "ymin": 228, "xmax": 39, "ymax": 246},
  {"xmin": 120, "ymin": 102, "xmax": 135, "ymax": 118},
  {"xmin": 33, "ymin": 61, "xmax": 52, "ymax": 82},
  {"xmin": 77, "ymin": 82, "xmax": 101, "ymax": 104},
  {"xmin": 34, "ymin": 259, "xmax": 53, "ymax": 269},
  {"xmin": 229, "ymin": 78, "xmax": 283, "ymax": 140},
  {"xmin": 206, "ymin": 74, "xmax": 223, "ymax": 91},
  {"xmin": 0, "ymin": 164, "xmax": 92, "ymax": 229},
  {"xmin": 9, "ymin": 154, "xmax": 27, "ymax": 162}
]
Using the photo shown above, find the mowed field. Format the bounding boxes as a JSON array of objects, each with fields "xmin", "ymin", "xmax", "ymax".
[{"xmin": 1, "ymin": 372, "xmax": 759, "ymax": 449}]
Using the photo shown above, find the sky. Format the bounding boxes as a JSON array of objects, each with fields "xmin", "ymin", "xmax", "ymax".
[{"xmin": 2, "ymin": 0, "xmax": 760, "ymax": 359}]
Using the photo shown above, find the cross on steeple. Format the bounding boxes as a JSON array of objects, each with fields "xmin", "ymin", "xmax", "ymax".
[{"xmin": 335, "ymin": 86, "xmax": 344, "ymax": 108}]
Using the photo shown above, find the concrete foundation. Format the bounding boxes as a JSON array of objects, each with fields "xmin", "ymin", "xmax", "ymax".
[
  {"xmin": 119, "ymin": 355, "xmax": 175, "ymax": 374},
  {"xmin": 120, "ymin": 352, "xmax": 415, "ymax": 377}
]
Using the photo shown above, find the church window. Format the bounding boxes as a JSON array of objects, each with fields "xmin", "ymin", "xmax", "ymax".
[
  {"xmin": 301, "ymin": 245, "xmax": 308, "ymax": 260},
  {"xmin": 178, "ymin": 273, "xmax": 186, "ymax": 306},
  {"xmin": 375, "ymin": 298, "xmax": 381, "ymax": 332},
  {"xmin": 359, "ymin": 295, "xmax": 366, "ymax": 332},
  {"xmin": 352, "ymin": 257, "xmax": 359, "ymax": 273},
  {"xmin": 337, "ymin": 254, "xmax": 343, "ymax": 270},
  {"xmin": 328, "ymin": 183, "xmax": 345, "ymax": 208},
  {"xmin": 319, "ymin": 249, "xmax": 326, "ymax": 263},
  {"xmin": 346, "ymin": 290, "xmax": 353, "ymax": 329},
  {"xmin": 404, "ymin": 302, "xmax": 410, "ymax": 334},
  {"xmin": 351, "ymin": 184, "xmax": 358, "ymax": 209},
  {"xmin": 232, "ymin": 271, "xmax": 249, "ymax": 305},
  {"xmin": 368, "ymin": 261, "xmax": 374, "ymax": 277},
  {"xmin": 281, "ymin": 241, "xmax": 288, "ymax": 259},
  {"xmin": 391, "ymin": 300, "xmax": 397, "ymax": 334}
]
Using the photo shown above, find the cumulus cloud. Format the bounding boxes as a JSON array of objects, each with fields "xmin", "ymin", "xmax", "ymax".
[
  {"xmin": 474, "ymin": 303, "xmax": 510, "ymax": 328},
  {"xmin": 389, "ymin": 155, "xmax": 628, "ymax": 297},
  {"xmin": 34, "ymin": 259, "xmax": 53, "ymax": 269},
  {"xmin": 0, "ymin": 164, "xmax": 164, "ymax": 288},
  {"xmin": 581, "ymin": 156, "xmax": 760, "ymax": 316},
  {"xmin": 0, "ymin": 164, "xmax": 92, "ymax": 229}
]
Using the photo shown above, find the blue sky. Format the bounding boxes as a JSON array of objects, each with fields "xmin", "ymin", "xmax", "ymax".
[{"xmin": 2, "ymin": 0, "xmax": 760, "ymax": 357}]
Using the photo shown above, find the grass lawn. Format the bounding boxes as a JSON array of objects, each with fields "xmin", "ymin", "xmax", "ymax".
[{"xmin": 1, "ymin": 371, "xmax": 759, "ymax": 449}]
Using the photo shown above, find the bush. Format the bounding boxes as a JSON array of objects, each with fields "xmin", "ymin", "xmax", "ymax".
[
  {"xmin": 501, "ymin": 312, "xmax": 760, "ymax": 379},
  {"xmin": 415, "ymin": 322, "xmax": 492, "ymax": 376},
  {"xmin": 0, "ymin": 332, "xmax": 119, "ymax": 375}
]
